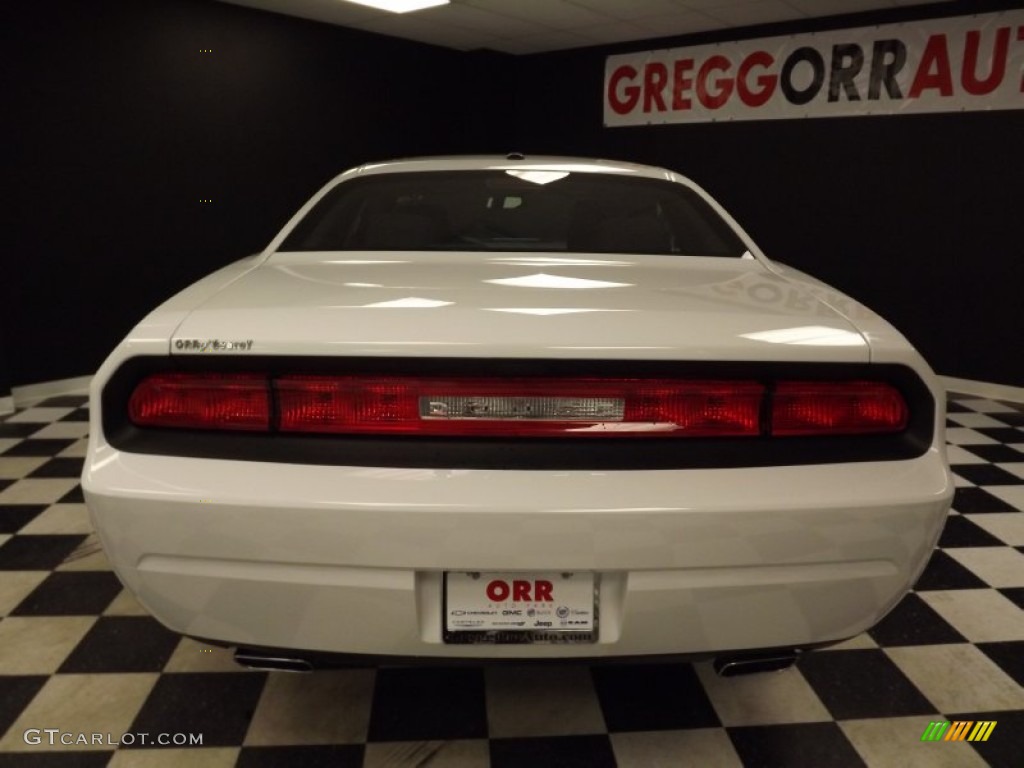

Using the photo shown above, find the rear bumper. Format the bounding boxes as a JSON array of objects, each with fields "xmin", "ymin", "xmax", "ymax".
[{"xmin": 83, "ymin": 448, "xmax": 951, "ymax": 658}]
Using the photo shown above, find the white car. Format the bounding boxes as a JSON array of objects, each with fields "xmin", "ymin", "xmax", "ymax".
[{"xmin": 83, "ymin": 155, "xmax": 953, "ymax": 674}]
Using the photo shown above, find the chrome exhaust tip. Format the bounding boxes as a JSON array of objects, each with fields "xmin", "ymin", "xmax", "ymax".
[
  {"xmin": 234, "ymin": 650, "xmax": 314, "ymax": 673},
  {"xmin": 713, "ymin": 652, "xmax": 798, "ymax": 677}
]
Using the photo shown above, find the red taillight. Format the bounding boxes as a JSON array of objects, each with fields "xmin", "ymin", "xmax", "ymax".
[
  {"xmin": 772, "ymin": 381, "xmax": 909, "ymax": 435},
  {"xmin": 128, "ymin": 373, "xmax": 269, "ymax": 431},
  {"xmin": 127, "ymin": 373, "xmax": 910, "ymax": 438},
  {"xmin": 276, "ymin": 377, "xmax": 764, "ymax": 437}
]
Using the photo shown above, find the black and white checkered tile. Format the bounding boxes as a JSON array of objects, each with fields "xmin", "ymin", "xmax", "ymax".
[{"xmin": 0, "ymin": 393, "xmax": 1022, "ymax": 767}]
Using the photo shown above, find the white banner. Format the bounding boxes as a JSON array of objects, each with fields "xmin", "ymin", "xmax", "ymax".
[{"xmin": 604, "ymin": 11, "xmax": 1024, "ymax": 125}]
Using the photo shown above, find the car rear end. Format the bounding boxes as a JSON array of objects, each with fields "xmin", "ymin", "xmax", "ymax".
[{"xmin": 82, "ymin": 157, "xmax": 953, "ymax": 664}]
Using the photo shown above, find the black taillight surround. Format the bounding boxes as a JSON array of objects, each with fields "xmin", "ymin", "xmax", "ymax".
[{"xmin": 102, "ymin": 356, "xmax": 935, "ymax": 470}]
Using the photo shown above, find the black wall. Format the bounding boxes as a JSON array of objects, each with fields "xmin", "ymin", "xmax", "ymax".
[
  {"xmin": 4, "ymin": 0, "xmax": 1021, "ymax": 387},
  {"xmin": 0, "ymin": 333, "xmax": 11, "ymax": 404},
  {"xmin": 514, "ymin": 1, "xmax": 1024, "ymax": 386},
  {"xmin": 3, "ymin": 0, "xmax": 515, "ymax": 385}
]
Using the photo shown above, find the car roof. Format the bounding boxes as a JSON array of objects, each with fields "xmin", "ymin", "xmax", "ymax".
[{"xmin": 350, "ymin": 155, "xmax": 679, "ymax": 182}]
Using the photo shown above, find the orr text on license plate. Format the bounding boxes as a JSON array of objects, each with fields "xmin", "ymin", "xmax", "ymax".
[{"xmin": 443, "ymin": 572, "xmax": 596, "ymax": 644}]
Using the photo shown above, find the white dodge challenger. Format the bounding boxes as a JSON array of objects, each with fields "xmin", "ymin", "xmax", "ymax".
[{"xmin": 83, "ymin": 155, "xmax": 953, "ymax": 673}]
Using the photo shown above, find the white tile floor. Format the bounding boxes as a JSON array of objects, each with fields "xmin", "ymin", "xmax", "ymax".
[{"xmin": 0, "ymin": 393, "xmax": 1021, "ymax": 767}]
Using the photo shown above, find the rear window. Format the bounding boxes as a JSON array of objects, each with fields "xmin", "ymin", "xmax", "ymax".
[{"xmin": 278, "ymin": 171, "xmax": 747, "ymax": 256}]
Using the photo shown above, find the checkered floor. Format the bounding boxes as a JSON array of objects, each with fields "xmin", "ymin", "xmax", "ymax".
[{"xmin": 0, "ymin": 393, "xmax": 1022, "ymax": 768}]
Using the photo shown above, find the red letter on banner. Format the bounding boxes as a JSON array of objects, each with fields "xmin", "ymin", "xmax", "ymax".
[
  {"xmin": 486, "ymin": 580, "xmax": 510, "ymax": 601},
  {"xmin": 962, "ymin": 27, "xmax": 1010, "ymax": 95},
  {"xmin": 608, "ymin": 65, "xmax": 640, "ymax": 115},
  {"xmin": 672, "ymin": 59, "xmax": 694, "ymax": 109},
  {"xmin": 737, "ymin": 51, "xmax": 777, "ymax": 107},
  {"xmin": 644, "ymin": 62, "xmax": 669, "ymax": 112},
  {"xmin": 909, "ymin": 34, "xmax": 953, "ymax": 97},
  {"xmin": 696, "ymin": 55, "xmax": 734, "ymax": 109}
]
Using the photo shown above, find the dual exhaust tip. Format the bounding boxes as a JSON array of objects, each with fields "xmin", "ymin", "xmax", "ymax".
[
  {"xmin": 713, "ymin": 652, "xmax": 799, "ymax": 677},
  {"xmin": 234, "ymin": 649, "xmax": 799, "ymax": 676},
  {"xmin": 234, "ymin": 651, "xmax": 313, "ymax": 673}
]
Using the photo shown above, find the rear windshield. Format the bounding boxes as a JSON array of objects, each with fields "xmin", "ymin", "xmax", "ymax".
[{"xmin": 278, "ymin": 171, "xmax": 747, "ymax": 256}]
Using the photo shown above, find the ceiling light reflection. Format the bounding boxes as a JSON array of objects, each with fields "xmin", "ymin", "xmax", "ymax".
[
  {"xmin": 489, "ymin": 162, "xmax": 638, "ymax": 175},
  {"xmin": 361, "ymin": 297, "xmax": 453, "ymax": 309},
  {"xmin": 505, "ymin": 170, "xmax": 570, "ymax": 185},
  {"xmin": 322, "ymin": 260, "xmax": 409, "ymax": 265},
  {"xmin": 341, "ymin": 0, "xmax": 448, "ymax": 13},
  {"xmin": 486, "ymin": 308, "xmax": 631, "ymax": 316},
  {"xmin": 489, "ymin": 257, "xmax": 633, "ymax": 267},
  {"xmin": 740, "ymin": 326, "xmax": 865, "ymax": 346},
  {"xmin": 486, "ymin": 273, "xmax": 631, "ymax": 290},
  {"xmin": 567, "ymin": 422, "xmax": 677, "ymax": 433}
]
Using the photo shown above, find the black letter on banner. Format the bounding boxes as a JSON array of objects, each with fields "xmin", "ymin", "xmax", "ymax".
[
  {"xmin": 868, "ymin": 40, "xmax": 906, "ymax": 99},
  {"xmin": 829, "ymin": 43, "xmax": 864, "ymax": 101},
  {"xmin": 781, "ymin": 47, "xmax": 825, "ymax": 105}
]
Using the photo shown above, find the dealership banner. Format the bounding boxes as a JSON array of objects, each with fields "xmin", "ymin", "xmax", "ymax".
[{"xmin": 604, "ymin": 10, "xmax": 1024, "ymax": 125}]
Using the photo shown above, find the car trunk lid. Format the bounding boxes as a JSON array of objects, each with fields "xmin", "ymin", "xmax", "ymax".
[{"xmin": 169, "ymin": 251, "xmax": 869, "ymax": 362}]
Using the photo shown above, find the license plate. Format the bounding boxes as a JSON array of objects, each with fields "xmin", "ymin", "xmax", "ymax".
[{"xmin": 443, "ymin": 572, "xmax": 597, "ymax": 644}]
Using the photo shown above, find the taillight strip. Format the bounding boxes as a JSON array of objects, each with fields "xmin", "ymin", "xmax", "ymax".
[
  {"xmin": 128, "ymin": 373, "xmax": 270, "ymax": 431},
  {"xmin": 127, "ymin": 372, "xmax": 909, "ymax": 439},
  {"xmin": 275, "ymin": 376, "xmax": 763, "ymax": 437},
  {"xmin": 773, "ymin": 381, "xmax": 910, "ymax": 435}
]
